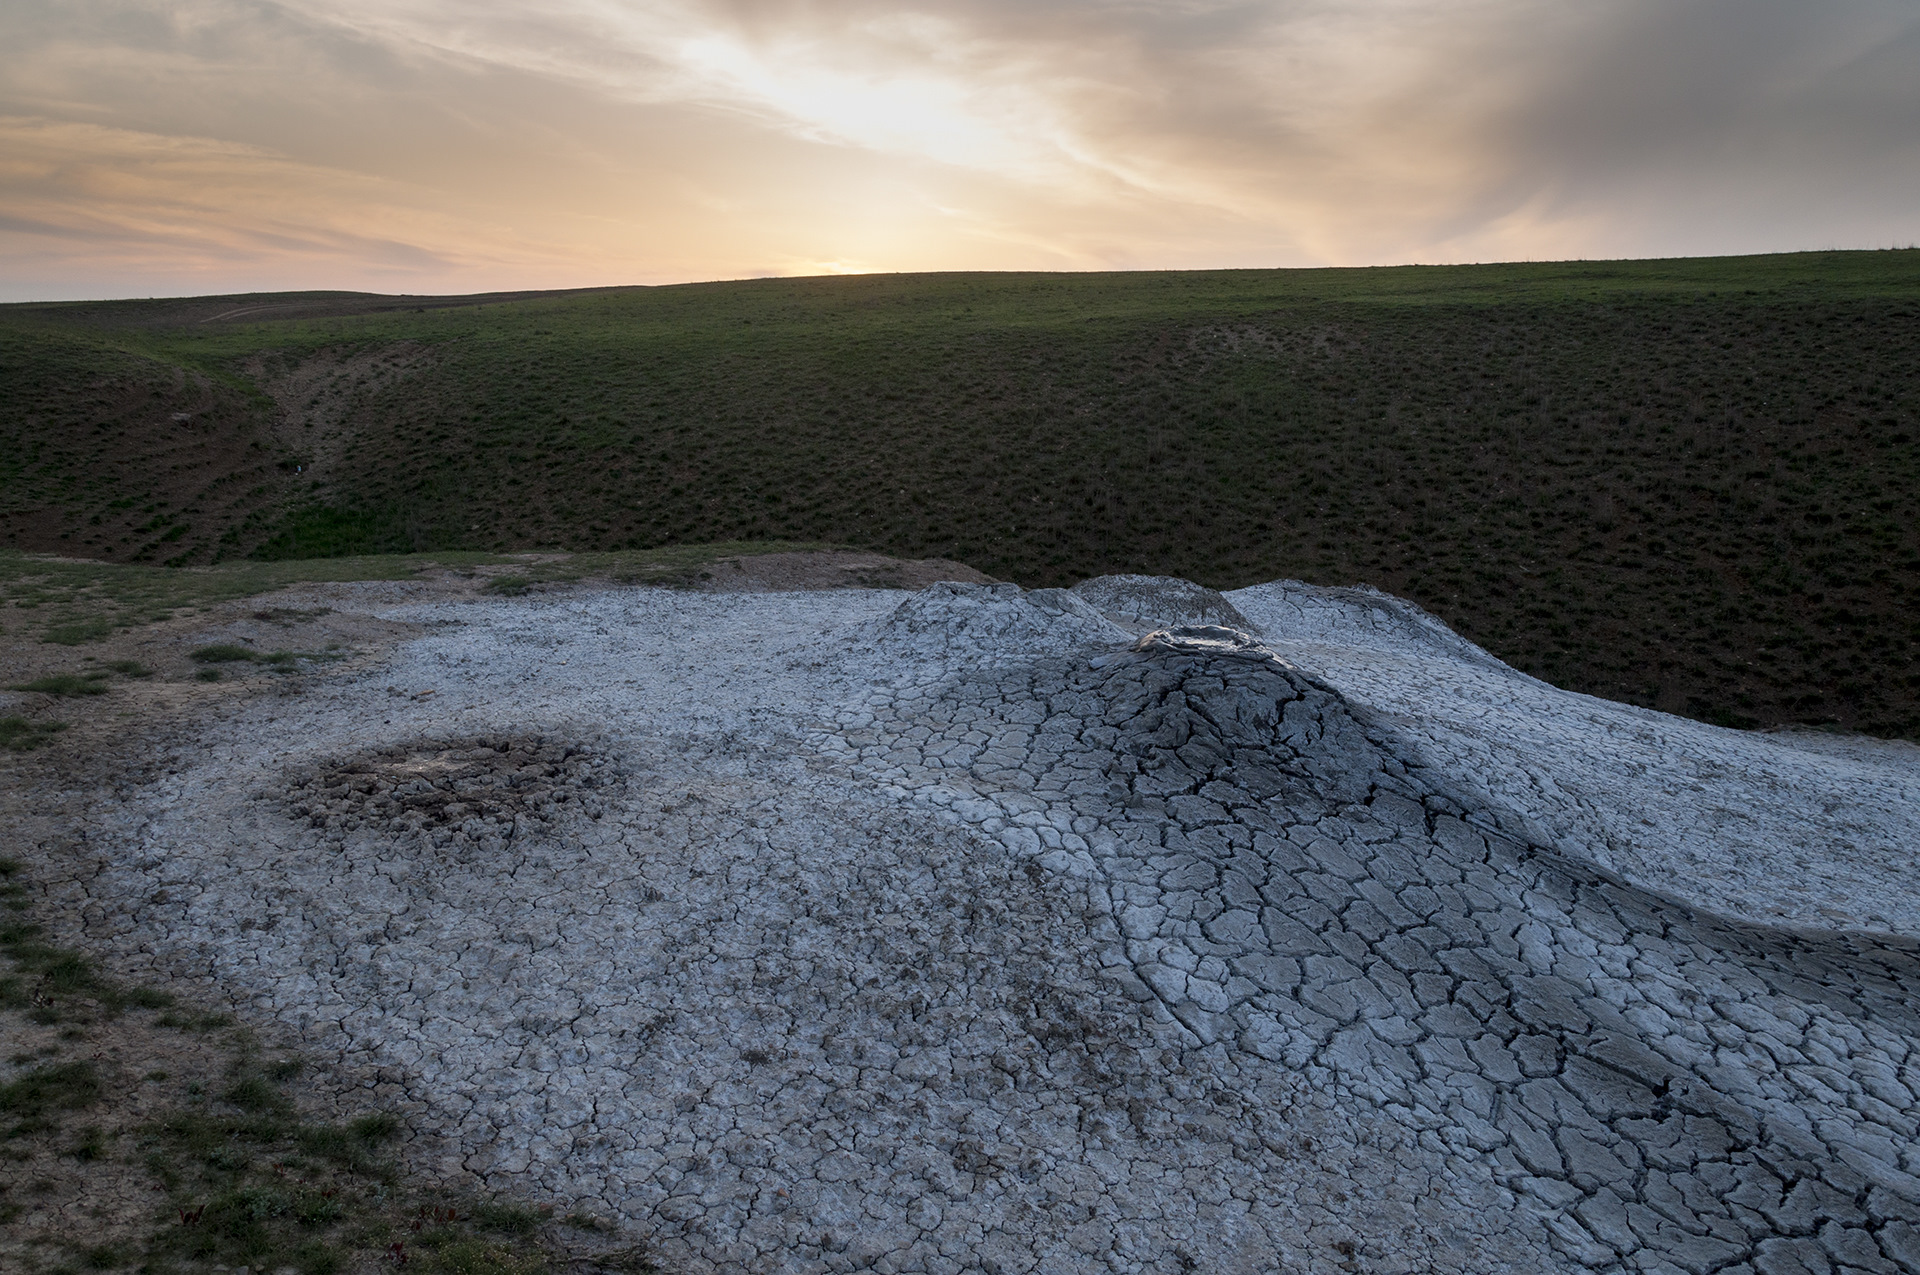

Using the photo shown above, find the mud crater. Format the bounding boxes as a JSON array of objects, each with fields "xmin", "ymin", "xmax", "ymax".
[{"xmin": 281, "ymin": 735, "xmax": 625, "ymax": 835}]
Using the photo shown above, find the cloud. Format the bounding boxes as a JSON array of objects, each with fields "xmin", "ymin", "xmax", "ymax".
[{"xmin": 2, "ymin": 0, "xmax": 1916, "ymax": 298}]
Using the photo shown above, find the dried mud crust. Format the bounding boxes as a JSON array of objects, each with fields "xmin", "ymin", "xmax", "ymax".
[
  {"xmin": 40, "ymin": 584, "xmax": 1920, "ymax": 1275},
  {"xmin": 282, "ymin": 735, "xmax": 626, "ymax": 833},
  {"xmin": 827, "ymin": 616, "xmax": 1920, "ymax": 1274}
]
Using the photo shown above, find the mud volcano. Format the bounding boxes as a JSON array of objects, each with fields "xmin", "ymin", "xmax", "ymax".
[
  {"xmin": 285, "ymin": 736, "xmax": 625, "ymax": 834},
  {"xmin": 65, "ymin": 580, "xmax": 1920, "ymax": 1273}
]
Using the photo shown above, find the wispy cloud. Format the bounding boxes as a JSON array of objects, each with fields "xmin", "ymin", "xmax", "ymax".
[{"xmin": 2, "ymin": 0, "xmax": 1916, "ymax": 299}]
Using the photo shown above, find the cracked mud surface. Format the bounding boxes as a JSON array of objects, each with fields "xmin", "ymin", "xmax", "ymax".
[{"xmin": 21, "ymin": 578, "xmax": 1920, "ymax": 1273}]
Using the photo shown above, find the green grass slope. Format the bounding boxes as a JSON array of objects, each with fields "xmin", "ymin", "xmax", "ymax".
[{"xmin": 3, "ymin": 250, "xmax": 1918, "ymax": 736}]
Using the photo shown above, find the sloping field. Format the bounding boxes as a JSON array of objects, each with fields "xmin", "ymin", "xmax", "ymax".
[
  {"xmin": 9, "ymin": 572, "xmax": 1917, "ymax": 1273},
  {"xmin": 3, "ymin": 250, "xmax": 1918, "ymax": 734}
]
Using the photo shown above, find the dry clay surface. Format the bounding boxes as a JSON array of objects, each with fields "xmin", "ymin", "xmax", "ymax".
[{"xmin": 37, "ymin": 576, "xmax": 1920, "ymax": 1274}]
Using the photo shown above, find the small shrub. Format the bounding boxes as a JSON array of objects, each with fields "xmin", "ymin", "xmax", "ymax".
[
  {"xmin": 223, "ymin": 1075, "xmax": 284, "ymax": 1113},
  {"xmin": 43, "ymin": 952, "xmax": 96, "ymax": 993},
  {"xmin": 472, "ymin": 1202, "xmax": 542, "ymax": 1237},
  {"xmin": 68, "ymin": 1125, "xmax": 107, "ymax": 1161},
  {"xmin": 293, "ymin": 1189, "xmax": 345, "ymax": 1227},
  {"xmin": 294, "ymin": 1125, "xmax": 355, "ymax": 1162},
  {"xmin": 104, "ymin": 660, "xmax": 152, "ymax": 677},
  {"xmin": 204, "ymin": 1145, "xmax": 250, "ymax": 1173},
  {"xmin": 195, "ymin": 668, "xmax": 222, "ymax": 682}
]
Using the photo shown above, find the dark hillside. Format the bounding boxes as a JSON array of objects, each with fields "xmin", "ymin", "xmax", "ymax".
[
  {"xmin": 0, "ymin": 325, "xmax": 286, "ymax": 566},
  {"xmin": 3, "ymin": 251, "xmax": 1918, "ymax": 735}
]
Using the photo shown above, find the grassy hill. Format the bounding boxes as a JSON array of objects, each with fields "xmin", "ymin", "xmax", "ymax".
[{"xmin": 3, "ymin": 251, "xmax": 1918, "ymax": 736}]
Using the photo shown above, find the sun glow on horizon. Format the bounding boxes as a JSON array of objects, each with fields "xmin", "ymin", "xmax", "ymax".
[{"xmin": 0, "ymin": 0, "xmax": 1915, "ymax": 300}]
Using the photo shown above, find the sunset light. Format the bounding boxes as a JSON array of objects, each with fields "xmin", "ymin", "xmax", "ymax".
[{"xmin": 2, "ymin": 0, "xmax": 1916, "ymax": 298}]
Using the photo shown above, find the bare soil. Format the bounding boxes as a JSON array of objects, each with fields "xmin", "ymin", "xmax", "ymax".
[{"xmin": 674, "ymin": 550, "xmax": 993, "ymax": 592}]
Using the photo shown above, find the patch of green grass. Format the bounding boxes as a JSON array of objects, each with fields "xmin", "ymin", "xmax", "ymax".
[
  {"xmin": 43, "ymin": 618, "xmax": 117, "ymax": 646},
  {"xmin": 185, "ymin": 644, "xmax": 311, "ymax": 676},
  {"xmin": 8, "ymin": 673, "xmax": 109, "ymax": 696},
  {"xmin": 117, "ymin": 983, "xmax": 173, "ymax": 1006},
  {"xmin": 251, "ymin": 505, "xmax": 412, "ymax": 560},
  {"xmin": 470, "ymin": 1202, "xmax": 543, "ymax": 1237},
  {"xmin": 0, "ymin": 1061, "xmax": 102, "ymax": 1137},
  {"xmin": 222, "ymin": 1074, "xmax": 285, "ymax": 1113},
  {"xmin": 254, "ymin": 606, "xmax": 333, "ymax": 625},
  {"xmin": 413, "ymin": 1237, "xmax": 547, "ymax": 1275},
  {"xmin": 79, "ymin": 1242, "xmax": 130, "ymax": 1270},
  {"xmin": 0, "ymin": 716, "xmax": 66, "ymax": 751},
  {"xmin": 68, "ymin": 1124, "xmax": 107, "ymax": 1161},
  {"xmin": 0, "ymin": 550, "xmax": 492, "ymax": 650},
  {"xmin": 482, "ymin": 574, "xmax": 533, "ymax": 596},
  {"xmin": 103, "ymin": 659, "xmax": 152, "ymax": 677},
  {"xmin": 189, "ymin": 643, "xmax": 259, "ymax": 663}
]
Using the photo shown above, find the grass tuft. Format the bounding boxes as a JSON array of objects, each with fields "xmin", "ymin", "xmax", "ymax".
[
  {"xmin": 0, "ymin": 716, "xmax": 67, "ymax": 751},
  {"xmin": 8, "ymin": 674, "xmax": 109, "ymax": 696},
  {"xmin": 222, "ymin": 1074, "xmax": 285, "ymax": 1113},
  {"xmin": 414, "ymin": 1237, "xmax": 548, "ymax": 1275},
  {"xmin": 1, "ymin": 1062, "xmax": 103, "ymax": 1135},
  {"xmin": 189, "ymin": 643, "xmax": 259, "ymax": 663},
  {"xmin": 482, "ymin": 575, "xmax": 533, "ymax": 596},
  {"xmin": 42, "ymin": 619, "xmax": 118, "ymax": 646}
]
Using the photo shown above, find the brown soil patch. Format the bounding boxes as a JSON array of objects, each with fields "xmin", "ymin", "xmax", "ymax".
[
  {"xmin": 0, "ymin": 600, "xmax": 424, "ymax": 769},
  {"xmin": 677, "ymin": 550, "xmax": 994, "ymax": 592},
  {"xmin": 241, "ymin": 344, "xmax": 438, "ymax": 491},
  {"xmin": 0, "ymin": 547, "xmax": 982, "ymax": 757}
]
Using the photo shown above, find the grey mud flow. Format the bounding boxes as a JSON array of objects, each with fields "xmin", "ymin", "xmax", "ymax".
[{"xmin": 70, "ymin": 582, "xmax": 1920, "ymax": 1275}]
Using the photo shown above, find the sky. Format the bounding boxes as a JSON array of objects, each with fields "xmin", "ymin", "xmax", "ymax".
[{"xmin": 2, "ymin": 0, "xmax": 1918, "ymax": 301}]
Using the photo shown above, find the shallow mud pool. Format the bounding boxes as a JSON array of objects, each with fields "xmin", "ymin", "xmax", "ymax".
[{"xmin": 55, "ymin": 577, "xmax": 1920, "ymax": 1274}]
